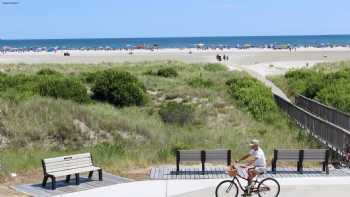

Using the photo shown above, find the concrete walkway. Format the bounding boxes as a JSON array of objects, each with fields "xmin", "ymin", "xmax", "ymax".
[{"xmin": 61, "ymin": 177, "xmax": 350, "ymax": 197}]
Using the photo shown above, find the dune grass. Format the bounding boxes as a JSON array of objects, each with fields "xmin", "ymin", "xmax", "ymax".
[
  {"xmin": 269, "ymin": 61, "xmax": 350, "ymax": 113},
  {"xmin": 0, "ymin": 61, "xmax": 318, "ymax": 181}
]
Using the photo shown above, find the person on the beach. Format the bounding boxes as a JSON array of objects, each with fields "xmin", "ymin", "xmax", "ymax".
[{"xmin": 236, "ymin": 139, "xmax": 267, "ymax": 195}]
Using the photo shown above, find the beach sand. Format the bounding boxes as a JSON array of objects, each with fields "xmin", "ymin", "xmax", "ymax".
[{"xmin": 1, "ymin": 47, "xmax": 350, "ymax": 77}]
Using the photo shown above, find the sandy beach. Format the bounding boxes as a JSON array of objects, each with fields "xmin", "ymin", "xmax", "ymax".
[{"xmin": 1, "ymin": 47, "xmax": 350, "ymax": 77}]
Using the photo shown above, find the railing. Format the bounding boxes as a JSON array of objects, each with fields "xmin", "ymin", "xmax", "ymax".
[
  {"xmin": 295, "ymin": 94, "xmax": 350, "ymax": 131},
  {"xmin": 274, "ymin": 94, "xmax": 350, "ymax": 155}
]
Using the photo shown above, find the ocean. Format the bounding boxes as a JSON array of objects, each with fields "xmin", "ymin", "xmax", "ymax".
[{"xmin": 1, "ymin": 35, "xmax": 350, "ymax": 49}]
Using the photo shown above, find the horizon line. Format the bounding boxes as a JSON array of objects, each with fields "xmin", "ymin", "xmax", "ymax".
[{"xmin": 2, "ymin": 33, "xmax": 350, "ymax": 41}]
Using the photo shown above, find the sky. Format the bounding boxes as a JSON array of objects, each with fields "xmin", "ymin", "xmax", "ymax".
[{"xmin": 1, "ymin": 0, "xmax": 350, "ymax": 39}]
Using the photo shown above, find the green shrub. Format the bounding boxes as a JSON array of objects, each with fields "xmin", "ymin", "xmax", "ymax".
[
  {"xmin": 285, "ymin": 69, "xmax": 323, "ymax": 96},
  {"xmin": 226, "ymin": 73, "xmax": 279, "ymax": 121},
  {"xmin": 157, "ymin": 68, "xmax": 178, "ymax": 78},
  {"xmin": 283, "ymin": 65, "xmax": 350, "ymax": 113},
  {"xmin": 203, "ymin": 63, "xmax": 227, "ymax": 72},
  {"xmin": 144, "ymin": 67, "xmax": 178, "ymax": 78},
  {"xmin": 92, "ymin": 143, "xmax": 125, "ymax": 164},
  {"xmin": 188, "ymin": 77, "xmax": 214, "ymax": 88},
  {"xmin": 81, "ymin": 71, "xmax": 102, "ymax": 84},
  {"xmin": 159, "ymin": 102, "xmax": 194, "ymax": 126},
  {"xmin": 92, "ymin": 70, "xmax": 146, "ymax": 107},
  {"xmin": 37, "ymin": 69, "xmax": 62, "ymax": 76},
  {"xmin": 0, "ymin": 74, "xmax": 38, "ymax": 100},
  {"xmin": 316, "ymin": 79, "xmax": 350, "ymax": 112},
  {"xmin": 38, "ymin": 77, "xmax": 90, "ymax": 103}
]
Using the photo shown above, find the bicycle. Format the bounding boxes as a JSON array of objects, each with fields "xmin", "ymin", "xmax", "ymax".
[{"xmin": 215, "ymin": 164, "xmax": 280, "ymax": 197}]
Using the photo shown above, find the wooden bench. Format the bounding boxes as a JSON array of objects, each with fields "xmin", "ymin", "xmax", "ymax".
[
  {"xmin": 176, "ymin": 149, "xmax": 231, "ymax": 174},
  {"xmin": 42, "ymin": 153, "xmax": 102, "ymax": 190},
  {"xmin": 302, "ymin": 149, "xmax": 329, "ymax": 174},
  {"xmin": 271, "ymin": 149, "xmax": 329, "ymax": 174}
]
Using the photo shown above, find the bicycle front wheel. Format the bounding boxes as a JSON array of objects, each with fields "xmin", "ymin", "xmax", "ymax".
[
  {"xmin": 257, "ymin": 178, "xmax": 280, "ymax": 197},
  {"xmin": 215, "ymin": 180, "xmax": 239, "ymax": 197}
]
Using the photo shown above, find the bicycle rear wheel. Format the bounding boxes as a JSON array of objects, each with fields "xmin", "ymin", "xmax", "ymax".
[
  {"xmin": 257, "ymin": 178, "xmax": 280, "ymax": 197},
  {"xmin": 215, "ymin": 180, "xmax": 239, "ymax": 197}
]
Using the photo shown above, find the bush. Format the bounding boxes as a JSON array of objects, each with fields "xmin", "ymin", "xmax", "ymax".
[
  {"xmin": 203, "ymin": 63, "xmax": 227, "ymax": 72},
  {"xmin": 159, "ymin": 102, "xmax": 194, "ymax": 126},
  {"xmin": 38, "ymin": 77, "xmax": 90, "ymax": 103},
  {"xmin": 285, "ymin": 70, "xmax": 322, "ymax": 96},
  {"xmin": 157, "ymin": 68, "xmax": 178, "ymax": 78},
  {"xmin": 37, "ymin": 69, "xmax": 62, "ymax": 76},
  {"xmin": 0, "ymin": 74, "xmax": 38, "ymax": 101},
  {"xmin": 144, "ymin": 67, "xmax": 178, "ymax": 78},
  {"xmin": 316, "ymin": 79, "xmax": 350, "ymax": 112},
  {"xmin": 80, "ymin": 71, "xmax": 102, "ymax": 84},
  {"xmin": 226, "ymin": 73, "xmax": 279, "ymax": 121},
  {"xmin": 92, "ymin": 70, "xmax": 146, "ymax": 107},
  {"xmin": 283, "ymin": 65, "xmax": 350, "ymax": 113},
  {"xmin": 188, "ymin": 77, "xmax": 214, "ymax": 88}
]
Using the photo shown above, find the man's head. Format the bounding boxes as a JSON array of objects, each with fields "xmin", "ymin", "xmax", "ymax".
[{"xmin": 249, "ymin": 139, "xmax": 259, "ymax": 150}]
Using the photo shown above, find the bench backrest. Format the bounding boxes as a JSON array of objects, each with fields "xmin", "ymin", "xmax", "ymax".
[
  {"xmin": 42, "ymin": 153, "xmax": 93, "ymax": 174},
  {"xmin": 274, "ymin": 149, "xmax": 300, "ymax": 161},
  {"xmin": 177, "ymin": 150, "xmax": 203, "ymax": 162},
  {"xmin": 177, "ymin": 149, "xmax": 231, "ymax": 165},
  {"xmin": 303, "ymin": 149, "xmax": 328, "ymax": 161},
  {"xmin": 205, "ymin": 149, "xmax": 231, "ymax": 165}
]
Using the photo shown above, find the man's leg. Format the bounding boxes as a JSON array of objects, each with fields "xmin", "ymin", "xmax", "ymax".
[
  {"xmin": 247, "ymin": 168, "xmax": 257, "ymax": 186},
  {"xmin": 246, "ymin": 168, "xmax": 257, "ymax": 195}
]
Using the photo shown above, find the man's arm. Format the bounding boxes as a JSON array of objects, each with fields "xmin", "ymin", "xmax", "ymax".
[
  {"xmin": 236, "ymin": 154, "xmax": 250, "ymax": 163},
  {"xmin": 246, "ymin": 158, "xmax": 257, "ymax": 167}
]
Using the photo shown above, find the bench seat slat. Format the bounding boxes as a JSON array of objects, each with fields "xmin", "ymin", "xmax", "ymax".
[
  {"xmin": 46, "ymin": 163, "xmax": 94, "ymax": 173},
  {"xmin": 48, "ymin": 166, "xmax": 101, "ymax": 177}
]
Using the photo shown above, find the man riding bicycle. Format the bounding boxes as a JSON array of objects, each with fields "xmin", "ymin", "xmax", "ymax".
[{"xmin": 236, "ymin": 139, "xmax": 267, "ymax": 196}]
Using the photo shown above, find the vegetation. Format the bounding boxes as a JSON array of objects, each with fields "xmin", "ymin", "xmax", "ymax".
[
  {"xmin": 38, "ymin": 77, "xmax": 90, "ymax": 103},
  {"xmin": 159, "ymin": 102, "xmax": 194, "ymax": 126},
  {"xmin": 145, "ymin": 67, "xmax": 178, "ymax": 78},
  {"xmin": 270, "ymin": 61, "xmax": 350, "ymax": 113},
  {"xmin": 0, "ymin": 61, "xmax": 317, "ymax": 181},
  {"xmin": 188, "ymin": 76, "xmax": 214, "ymax": 88},
  {"xmin": 226, "ymin": 73, "xmax": 279, "ymax": 122},
  {"xmin": 92, "ymin": 70, "xmax": 146, "ymax": 107},
  {"xmin": 36, "ymin": 68, "xmax": 62, "ymax": 76}
]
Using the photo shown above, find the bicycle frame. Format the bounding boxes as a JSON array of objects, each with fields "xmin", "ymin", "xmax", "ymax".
[{"xmin": 230, "ymin": 174, "xmax": 262, "ymax": 192}]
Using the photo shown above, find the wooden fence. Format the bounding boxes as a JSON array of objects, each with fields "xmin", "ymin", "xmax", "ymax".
[
  {"xmin": 295, "ymin": 94, "xmax": 350, "ymax": 131},
  {"xmin": 274, "ymin": 94, "xmax": 350, "ymax": 155}
]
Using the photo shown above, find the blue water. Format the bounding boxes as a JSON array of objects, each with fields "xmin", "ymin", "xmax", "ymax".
[{"xmin": 1, "ymin": 35, "xmax": 350, "ymax": 49}]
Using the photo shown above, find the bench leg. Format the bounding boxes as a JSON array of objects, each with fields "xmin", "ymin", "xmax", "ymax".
[
  {"xmin": 271, "ymin": 160, "xmax": 276, "ymax": 174},
  {"xmin": 88, "ymin": 171, "xmax": 94, "ymax": 180},
  {"xmin": 65, "ymin": 175, "xmax": 71, "ymax": 183},
  {"xmin": 323, "ymin": 162, "xmax": 329, "ymax": 174},
  {"xmin": 298, "ymin": 162, "xmax": 303, "ymax": 174},
  {"xmin": 42, "ymin": 175, "xmax": 48, "ymax": 187},
  {"xmin": 75, "ymin": 173, "xmax": 80, "ymax": 185},
  {"xmin": 51, "ymin": 176, "xmax": 56, "ymax": 190},
  {"xmin": 201, "ymin": 162, "xmax": 205, "ymax": 175},
  {"xmin": 322, "ymin": 162, "xmax": 326, "ymax": 172},
  {"xmin": 98, "ymin": 169, "xmax": 103, "ymax": 181},
  {"xmin": 176, "ymin": 162, "xmax": 180, "ymax": 175}
]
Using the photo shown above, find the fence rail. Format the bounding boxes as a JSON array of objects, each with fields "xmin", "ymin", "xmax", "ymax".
[
  {"xmin": 274, "ymin": 94, "xmax": 350, "ymax": 155},
  {"xmin": 295, "ymin": 94, "xmax": 350, "ymax": 131}
]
